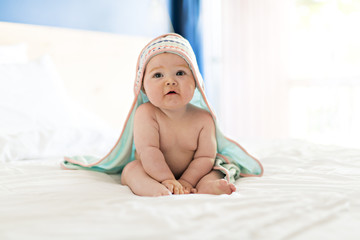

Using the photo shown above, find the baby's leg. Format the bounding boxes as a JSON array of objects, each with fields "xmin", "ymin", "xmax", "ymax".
[
  {"xmin": 121, "ymin": 160, "xmax": 171, "ymax": 197},
  {"xmin": 196, "ymin": 170, "xmax": 236, "ymax": 195}
]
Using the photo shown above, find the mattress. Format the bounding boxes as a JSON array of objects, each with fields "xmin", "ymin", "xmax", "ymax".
[{"xmin": 1, "ymin": 139, "xmax": 359, "ymax": 240}]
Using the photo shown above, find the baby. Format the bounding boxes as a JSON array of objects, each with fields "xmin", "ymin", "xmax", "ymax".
[
  {"xmin": 120, "ymin": 52, "xmax": 236, "ymax": 196},
  {"xmin": 62, "ymin": 34, "xmax": 263, "ymax": 196}
]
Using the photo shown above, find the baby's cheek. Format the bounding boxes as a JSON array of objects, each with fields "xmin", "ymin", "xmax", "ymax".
[
  {"xmin": 186, "ymin": 88, "xmax": 196, "ymax": 100},
  {"xmin": 146, "ymin": 92, "xmax": 161, "ymax": 105}
]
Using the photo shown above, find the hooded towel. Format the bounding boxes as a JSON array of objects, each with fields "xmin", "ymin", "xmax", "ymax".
[{"xmin": 61, "ymin": 33, "xmax": 263, "ymax": 182}]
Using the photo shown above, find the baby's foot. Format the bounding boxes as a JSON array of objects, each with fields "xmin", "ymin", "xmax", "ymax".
[{"xmin": 197, "ymin": 179, "xmax": 236, "ymax": 195}]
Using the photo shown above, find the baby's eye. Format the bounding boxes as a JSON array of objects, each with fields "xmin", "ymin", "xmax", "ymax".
[
  {"xmin": 153, "ymin": 73, "xmax": 163, "ymax": 78},
  {"xmin": 176, "ymin": 71, "xmax": 186, "ymax": 76}
]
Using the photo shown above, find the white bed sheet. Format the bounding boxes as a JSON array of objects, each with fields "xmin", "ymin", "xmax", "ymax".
[{"xmin": 1, "ymin": 139, "xmax": 359, "ymax": 240}]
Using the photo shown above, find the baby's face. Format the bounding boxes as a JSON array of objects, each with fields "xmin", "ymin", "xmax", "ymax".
[{"xmin": 143, "ymin": 53, "xmax": 195, "ymax": 110}]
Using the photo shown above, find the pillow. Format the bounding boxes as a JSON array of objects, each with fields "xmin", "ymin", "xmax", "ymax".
[
  {"xmin": 0, "ymin": 55, "xmax": 71, "ymax": 133},
  {"xmin": 0, "ymin": 126, "xmax": 117, "ymax": 162},
  {"xmin": 0, "ymin": 43, "xmax": 28, "ymax": 64},
  {"xmin": 0, "ymin": 55, "xmax": 117, "ymax": 162}
]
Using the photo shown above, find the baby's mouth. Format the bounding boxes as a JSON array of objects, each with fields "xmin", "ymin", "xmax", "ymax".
[{"xmin": 166, "ymin": 91, "xmax": 177, "ymax": 95}]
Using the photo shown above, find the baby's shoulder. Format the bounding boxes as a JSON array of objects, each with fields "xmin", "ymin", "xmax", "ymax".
[
  {"xmin": 137, "ymin": 102, "xmax": 154, "ymax": 111},
  {"xmin": 188, "ymin": 105, "xmax": 214, "ymax": 123},
  {"xmin": 135, "ymin": 102, "xmax": 156, "ymax": 118}
]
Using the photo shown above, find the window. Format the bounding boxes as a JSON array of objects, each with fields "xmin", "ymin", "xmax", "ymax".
[{"xmin": 288, "ymin": 0, "xmax": 360, "ymax": 147}]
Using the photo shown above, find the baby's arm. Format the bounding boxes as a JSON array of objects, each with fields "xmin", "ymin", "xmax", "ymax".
[
  {"xmin": 179, "ymin": 114, "xmax": 217, "ymax": 188},
  {"xmin": 134, "ymin": 104, "xmax": 183, "ymax": 193}
]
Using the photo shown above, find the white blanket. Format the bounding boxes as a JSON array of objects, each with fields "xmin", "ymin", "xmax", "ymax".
[{"xmin": 1, "ymin": 140, "xmax": 359, "ymax": 240}]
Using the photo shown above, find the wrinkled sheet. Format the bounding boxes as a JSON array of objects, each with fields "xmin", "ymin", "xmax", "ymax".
[{"xmin": 1, "ymin": 140, "xmax": 360, "ymax": 240}]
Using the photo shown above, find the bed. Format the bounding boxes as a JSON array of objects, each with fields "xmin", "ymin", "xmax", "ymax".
[{"xmin": 1, "ymin": 21, "xmax": 360, "ymax": 240}]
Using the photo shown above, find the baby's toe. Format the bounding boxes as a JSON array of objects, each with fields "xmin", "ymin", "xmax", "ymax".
[{"xmin": 230, "ymin": 183, "xmax": 237, "ymax": 193}]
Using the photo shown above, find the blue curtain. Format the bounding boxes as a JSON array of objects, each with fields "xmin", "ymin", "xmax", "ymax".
[{"xmin": 169, "ymin": 0, "xmax": 203, "ymax": 75}]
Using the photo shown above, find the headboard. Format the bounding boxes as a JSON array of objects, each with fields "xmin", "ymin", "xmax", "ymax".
[{"xmin": 0, "ymin": 21, "xmax": 151, "ymax": 129}]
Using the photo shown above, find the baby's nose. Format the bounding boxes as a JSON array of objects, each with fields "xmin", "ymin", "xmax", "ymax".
[{"xmin": 166, "ymin": 79, "xmax": 177, "ymax": 86}]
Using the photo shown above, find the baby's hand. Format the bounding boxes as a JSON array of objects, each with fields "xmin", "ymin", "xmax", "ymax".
[
  {"xmin": 178, "ymin": 179, "xmax": 197, "ymax": 194},
  {"xmin": 161, "ymin": 179, "xmax": 185, "ymax": 195}
]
